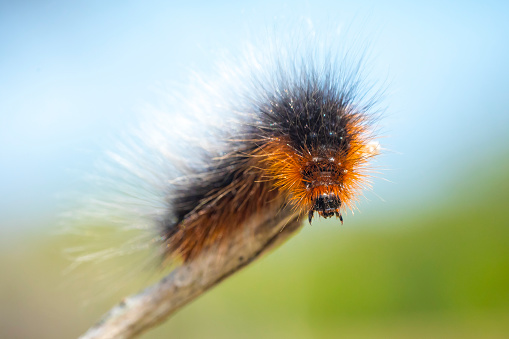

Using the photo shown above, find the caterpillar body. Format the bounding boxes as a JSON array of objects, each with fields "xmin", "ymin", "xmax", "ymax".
[{"xmin": 83, "ymin": 32, "xmax": 381, "ymax": 267}]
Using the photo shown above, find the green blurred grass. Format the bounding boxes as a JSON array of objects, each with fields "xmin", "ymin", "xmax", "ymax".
[{"xmin": 1, "ymin": 155, "xmax": 508, "ymax": 338}]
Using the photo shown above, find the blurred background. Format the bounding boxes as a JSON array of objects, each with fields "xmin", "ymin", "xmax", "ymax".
[{"xmin": 1, "ymin": 1, "xmax": 508, "ymax": 338}]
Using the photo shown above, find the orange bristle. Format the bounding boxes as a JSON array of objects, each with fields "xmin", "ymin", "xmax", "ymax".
[{"xmin": 259, "ymin": 113, "xmax": 376, "ymax": 217}]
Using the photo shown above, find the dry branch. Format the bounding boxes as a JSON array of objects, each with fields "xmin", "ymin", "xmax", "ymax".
[{"xmin": 80, "ymin": 207, "xmax": 302, "ymax": 339}]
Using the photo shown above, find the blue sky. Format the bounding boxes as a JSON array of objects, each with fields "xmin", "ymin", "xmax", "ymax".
[{"xmin": 1, "ymin": 1, "xmax": 508, "ymax": 233}]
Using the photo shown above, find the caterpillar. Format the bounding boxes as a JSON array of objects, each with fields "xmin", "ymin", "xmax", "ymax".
[{"xmin": 79, "ymin": 29, "xmax": 381, "ymax": 268}]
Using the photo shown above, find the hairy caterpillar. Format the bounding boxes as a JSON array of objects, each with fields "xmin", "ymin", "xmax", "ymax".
[
  {"xmin": 161, "ymin": 48, "xmax": 380, "ymax": 263},
  {"xmin": 72, "ymin": 26, "xmax": 384, "ymax": 338},
  {"xmin": 78, "ymin": 29, "xmax": 381, "ymax": 270}
]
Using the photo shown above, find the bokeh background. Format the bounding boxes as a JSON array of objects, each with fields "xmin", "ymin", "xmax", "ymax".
[{"xmin": 1, "ymin": 1, "xmax": 508, "ymax": 338}]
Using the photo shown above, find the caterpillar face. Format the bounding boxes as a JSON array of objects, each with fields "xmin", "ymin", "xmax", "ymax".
[
  {"xmin": 310, "ymin": 192, "xmax": 343, "ymax": 224},
  {"xmin": 301, "ymin": 155, "xmax": 344, "ymax": 223}
]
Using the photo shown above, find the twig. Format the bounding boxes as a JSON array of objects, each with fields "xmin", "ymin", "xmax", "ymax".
[{"xmin": 80, "ymin": 207, "xmax": 302, "ymax": 339}]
